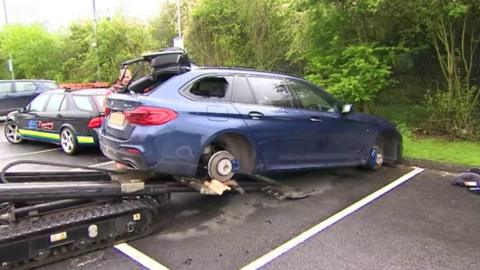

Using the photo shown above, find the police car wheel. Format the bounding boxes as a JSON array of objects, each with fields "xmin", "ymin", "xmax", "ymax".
[
  {"xmin": 5, "ymin": 122, "xmax": 23, "ymax": 144},
  {"xmin": 60, "ymin": 128, "xmax": 78, "ymax": 155},
  {"xmin": 207, "ymin": 150, "xmax": 236, "ymax": 181}
]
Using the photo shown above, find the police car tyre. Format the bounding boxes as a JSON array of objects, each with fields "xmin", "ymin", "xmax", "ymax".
[
  {"xmin": 60, "ymin": 127, "xmax": 78, "ymax": 155},
  {"xmin": 4, "ymin": 121, "xmax": 23, "ymax": 144},
  {"xmin": 207, "ymin": 150, "xmax": 235, "ymax": 181}
]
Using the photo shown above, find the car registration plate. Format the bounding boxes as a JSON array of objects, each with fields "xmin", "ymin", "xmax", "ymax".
[{"xmin": 108, "ymin": 112, "xmax": 125, "ymax": 127}]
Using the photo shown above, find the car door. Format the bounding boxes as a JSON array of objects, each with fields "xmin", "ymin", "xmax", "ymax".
[
  {"xmin": 36, "ymin": 94, "xmax": 67, "ymax": 136},
  {"xmin": 231, "ymin": 75, "xmax": 313, "ymax": 171},
  {"xmin": 0, "ymin": 82, "xmax": 14, "ymax": 115},
  {"xmin": 13, "ymin": 81, "xmax": 40, "ymax": 111},
  {"xmin": 15, "ymin": 93, "xmax": 51, "ymax": 140},
  {"xmin": 286, "ymin": 79, "xmax": 371, "ymax": 165}
]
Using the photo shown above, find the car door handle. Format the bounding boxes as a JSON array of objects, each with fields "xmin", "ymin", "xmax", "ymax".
[
  {"xmin": 310, "ymin": 116, "xmax": 323, "ymax": 122},
  {"xmin": 248, "ymin": 111, "xmax": 264, "ymax": 120}
]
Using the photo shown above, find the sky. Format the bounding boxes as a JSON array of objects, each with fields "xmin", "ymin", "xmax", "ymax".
[{"xmin": 0, "ymin": 0, "xmax": 169, "ymax": 30}]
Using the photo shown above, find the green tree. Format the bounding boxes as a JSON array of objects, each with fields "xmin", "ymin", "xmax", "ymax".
[
  {"xmin": 0, "ymin": 24, "xmax": 62, "ymax": 80},
  {"xmin": 150, "ymin": 1, "xmax": 178, "ymax": 49},
  {"xmin": 60, "ymin": 16, "xmax": 156, "ymax": 82}
]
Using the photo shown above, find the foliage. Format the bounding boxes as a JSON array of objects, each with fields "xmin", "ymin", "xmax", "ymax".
[
  {"xmin": 185, "ymin": 0, "xmax": 292, "ymax": 71},
  {"xmin": 306, "ymin": 44, "xmax": 394, "ymax": 111},
  {"xmin": 403, "ymin": 136, "xmax": 480, "ymax": 166},
  {"xmin": 150, "ymin": 1, "xmax": 178, "ymax": 49},
  {"xmin": 60, "ymin": 16, "xmax": 156, "ymax": 83},
  {"xmin": 0, "ymin": 24, "xmax": 62, "ymax": 80}
]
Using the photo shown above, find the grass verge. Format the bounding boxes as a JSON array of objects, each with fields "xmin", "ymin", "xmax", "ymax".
[{"xmin": 403, "ymin": 136, "xmax": 480, "ymax": 167}]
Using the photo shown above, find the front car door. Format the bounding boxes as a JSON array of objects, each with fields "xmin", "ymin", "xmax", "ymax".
[
  {"xmin": 286, "ymin": 79, "xmax": 371, "ymax": 166},
  {"xmin": 231, "ymin": 75, "xmax": 313, "ymax": 172},
  {"xmin": 15, "ymin": 93, "xmax": 53, "ymax": 142}
]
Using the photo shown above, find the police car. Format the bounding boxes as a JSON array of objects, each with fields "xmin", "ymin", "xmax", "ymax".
[{"xmin": 4, "ymin": 88, "xmax": 111, "ymax": 155}]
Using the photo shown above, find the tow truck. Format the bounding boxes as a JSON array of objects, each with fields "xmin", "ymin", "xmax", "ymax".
[{"xmin": 0, "ymin": 49, "xmax": 307, "ymax": 269}]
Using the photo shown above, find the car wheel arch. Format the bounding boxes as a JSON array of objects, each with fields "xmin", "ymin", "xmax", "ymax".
[
  {"xmin": 374, "ymin": 132, "xmax": 401, "ymax": 163},
  {"xmin": 198, "ymin": 131, "xmax": 257, "ymax": 176}
]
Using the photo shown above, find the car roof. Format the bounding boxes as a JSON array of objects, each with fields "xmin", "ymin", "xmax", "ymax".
[
  {"xmin": 184, "ymin": 67, "xmax": 307, "ymax": 82},
  {"xmin": 0, "ymin": 79, "xmax": 56, "ymax": 82},
  {"xmin": 42, "ymin": 88, "xmax": 111, "ymax": 95}
]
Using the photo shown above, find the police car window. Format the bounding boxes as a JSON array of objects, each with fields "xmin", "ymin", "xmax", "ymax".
[
  {"xmin": 247, "ymin": 76, "xmax": 292, "ymax": 108},
  {"xmin": 15, "ymin": 82, "xmax": 37, "ymax": 93},
  {"xmin": 0, "ymin": 82, "xmax": 12, "ymax": 96},
  {"xmin": 233, "ymin": 76, "xmax": 256, "ymax": 104},
  {"xmin": 29, "ymin": 94, "xmax": 49, "ymax": 112},
  {"xmin": 72, "ymin": 96, "xmax": 93, "ymax": 112},
  {"xmin": 187, "ymin": 76, "xmax": 231, "ymax": 100},
  {"xmin": 45, "ymin": 94, "xmax": 64, "ymax": 112}
]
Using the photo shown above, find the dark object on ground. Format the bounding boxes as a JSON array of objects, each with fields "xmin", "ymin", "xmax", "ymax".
[
  {"xmin": 451, "ymin": 172, "xmax": 480, "ymax": 187},
  {"xmin": 468, "ymin": 168, "xmax": 480, "ymax": 175}
]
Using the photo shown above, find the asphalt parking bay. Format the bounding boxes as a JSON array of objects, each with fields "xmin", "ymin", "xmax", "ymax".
[{"xmin": 0, "ymin": 123, "xmax": 478, "ymax": 270}]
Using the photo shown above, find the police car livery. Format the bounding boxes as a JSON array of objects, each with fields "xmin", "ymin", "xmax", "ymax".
[{"xmin": 4, "ymin": 88, "xmax": 110, "ymax": 155}]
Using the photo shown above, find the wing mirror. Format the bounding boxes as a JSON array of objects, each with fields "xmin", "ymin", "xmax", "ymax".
[
  {"xmin": 341, "ymin": 104, "xmax": 354, "ymax": 114},
  {"xmin": 18, "ymin": 107, "xmax": 27, "ymax": 113}
]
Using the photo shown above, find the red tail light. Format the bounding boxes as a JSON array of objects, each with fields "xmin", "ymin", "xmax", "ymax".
[
  {"xmin": 88, "ymin": 116, "xmax": 104, "ymax": 129},
  {"xmin": 105, "ymin": 107, "xmax": 111, "ymax": 116},
  {"xmin": 123, "ymin": 106, "xmax": 177, "ymax": 126}
]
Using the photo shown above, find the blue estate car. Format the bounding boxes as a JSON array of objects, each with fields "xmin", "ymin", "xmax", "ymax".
[{"xmin": 100, "ymin": 49, "xmax": 401, "ymax": 181}]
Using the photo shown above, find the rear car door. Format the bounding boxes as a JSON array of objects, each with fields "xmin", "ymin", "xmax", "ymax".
[
  {"xmin": 287, "ymin": 79, "xmax": 370, "ymax": 164},
  {"xmin": 231, "ymin": 75, "xmax": 311, "ymax": 171},
  {"xmin": 35, "ymin": 94, "xmax": 66, "ymax": 136},
  {"xmin": 0, "ymin": 82, "xmax": 14, "ymax": 116}
]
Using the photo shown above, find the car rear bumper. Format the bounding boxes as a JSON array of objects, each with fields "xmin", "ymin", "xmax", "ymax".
[
  {"xmin": 99, "ymin": 134, "xmax": 150, "ymax": 170},
  {"xmin": 99, "ymin": 126, "xmax": 200, "ymax": 175}
]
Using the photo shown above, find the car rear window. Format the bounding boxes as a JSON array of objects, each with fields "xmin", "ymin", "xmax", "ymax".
[
  {"xmin": 15, "ymin": 82, "xmax": 37, "ymax": 93},
  {"xmin": 72, "ymin": 96, "xmax": 93, "ymax": 112}
]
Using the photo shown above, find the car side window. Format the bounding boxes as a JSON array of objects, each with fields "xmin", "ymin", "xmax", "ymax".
[
  {"xmin": 45, "ymin": 94, "xmax": 65, "ymax": 112},
  {"xmin": 185, "ymin": 76, "xmax": 232, "ymax": 101},
  {"xmin": 232, "ymin": 75, "xmax": 256, "ymax": 104},
  {"xmin": 0, "ymin": 82, "xmax": 12, "ymax": 96},
  {"xmin": 29, "ymin": 94, "xmax": 50, "ymax": 112},
  {"xmin": 15, "ymin": 82, "xmax": 37, "ymax": 93},
  {"xmin": 247, "ymin": 76, "xmax": 292, "ymax": 108},
  {"xmin": 286, "ymin": 79, "xmax": 336, "ymax": 113},
  {"xmin": 72, "ymin": 96, "xmax": 94, "ymax": 112}
]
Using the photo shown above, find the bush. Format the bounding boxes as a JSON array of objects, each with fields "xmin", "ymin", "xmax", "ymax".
[
  {"xmin": 425, "ymin": 87, "xmax": 480, "ymax": 139},
  {"xmin": 306, "ymin": 44, "xmax": 394, "ymax": 112}
]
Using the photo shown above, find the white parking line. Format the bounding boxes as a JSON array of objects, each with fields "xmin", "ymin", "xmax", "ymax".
[
  {"xmin": 0, "ymin": 148, "xmax": 61, "ymax": 160},
  {"xmin": 114, "ymin": 243, "xmax": 170, "ymax": 270},
  {"xmin": 240, "ymin": 167, "xmax": 425, "ymax": 270}
]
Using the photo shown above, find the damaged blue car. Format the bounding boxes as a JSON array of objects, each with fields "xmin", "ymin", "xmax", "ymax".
[{"xmin": 100, "ymin": 49, "xmax": 402, "ymax": 181}]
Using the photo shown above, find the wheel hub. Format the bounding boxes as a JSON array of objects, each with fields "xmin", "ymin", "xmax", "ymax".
[{"xmin": 207, "ymin": 150, "xmax": 236, "ymax": 181}]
